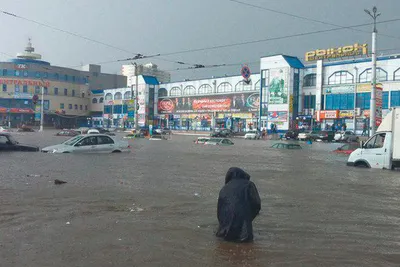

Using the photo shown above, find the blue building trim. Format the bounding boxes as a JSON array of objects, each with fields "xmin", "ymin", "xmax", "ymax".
[{"xmin": 142, "ymin": 75, "xmax": 159, "ymax": 85}]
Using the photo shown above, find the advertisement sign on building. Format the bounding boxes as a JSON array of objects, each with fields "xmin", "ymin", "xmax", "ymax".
[
  {"xmin": 267, "ymin": 111, "xmax": 288, "ymax": 122},
  {"xmin": 34, "ymin": 104, "xmax": 41, "ymax": 121},
  {"xmin": 126, "ymin": 100, "xmax": 135, "ymax": 122},
  {"xmin": 305, "ymin": 43, "xmax": 368, "ymax": 62},
  {"xmin": 268, "ymin": 68, "xmax": 288, "ymax": 104},
  {"xmin": 376, "ymin": 84, "xmax": 383, "ymax": 126},
  {"xmin": 158, "ymin": 93, "xmax": 259, "ymax": 114},
  {"xmin": 316, "ymin": 110, "xmax": 339, "ymax": 121},
  {"xmin": 324, "ymin": 85, "xmax": 355, "ymax": 94}
]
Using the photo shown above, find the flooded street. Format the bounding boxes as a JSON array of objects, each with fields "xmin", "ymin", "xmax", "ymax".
[{"xmin": 1, "ymin": 131, "xmax": 400, "ymax": 267}]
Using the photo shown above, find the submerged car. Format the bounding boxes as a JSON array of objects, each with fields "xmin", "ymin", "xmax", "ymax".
[
  {"xmin": 210, "ymin": 129, "xmax": 233, "ymax": 138},
  {"xmin": 334, "ymin": 131, "xmax": 359, "ymax": 142},
  {"xmin": 194, "ymin": 137, "xmax": 210, "ymax": 144},
  {"xmin": 333, "ymin": 143, "xmax": 359, "ymax": 155},
  {"xmin": 204, "ymin": 138, "xmax": 234, "ymax": 146},
  {"xmin": 42, "ymin": 134, "xmax": 130, "ymax": 153},
  {"xmin": 244, "ymin": 130, "xmax": 260, "ymax": 140},
  {"xmin": 315, "ymin": 131, "xmax": 335, "ymax": 142},
  {"xmin": 283, "ymin": 130, "xmax": 299, "ymax": 140},
  {"xmin": 56, "ymin": 130, "xmax": 80, "ymax": 137},
  {"xmin": 0, "ymin": 133, "xmax": 39, "ymax": 152},
  {"xmin": 271, "ymin": 143, "xmax": 302, "ymax": 149},
  {"xmin": 17, "ymin": 126, "xmax": 34, "ymax": 132}
]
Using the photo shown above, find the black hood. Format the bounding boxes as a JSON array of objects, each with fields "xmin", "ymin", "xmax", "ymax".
[{"xmin": 225, "ymin": 167, "xmax": 250, "ymax": 184}]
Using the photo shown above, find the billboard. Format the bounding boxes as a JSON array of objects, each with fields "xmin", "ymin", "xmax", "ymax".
[
  {"xmin": 126, "ymin": 100, "xmax": 135, "ymax": 122},
  {"xmin": 158, "ymin": 93, "xmax": 259, "ymax": 114},
  {"xmin": 268, "ymin": 68, "xmax": 288, "ymax": 104},
  {"xmin": 376, "ymin": 84, "xmax": 383, "ymax": 127}
]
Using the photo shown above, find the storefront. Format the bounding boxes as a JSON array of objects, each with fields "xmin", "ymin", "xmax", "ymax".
[{"xmin": 158, "ymin": 92, "xmax": 259, "ymax": 131}]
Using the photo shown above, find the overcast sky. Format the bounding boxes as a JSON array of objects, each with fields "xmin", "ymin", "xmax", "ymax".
[{"xmin": 1, "ymin": 0, "xmax": 399, "ymax": 81}]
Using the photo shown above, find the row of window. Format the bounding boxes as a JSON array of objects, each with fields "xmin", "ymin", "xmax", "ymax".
[
  {"xmin": 303, "ymin": 91, "xmax": 400, "ymax": 110},
  {"xmin": 304, "ymin": 67, "xmax": 400, "ymax": 87},
  {"xmin": 104, "ymin": 91, "xmax": 131, "ymax": 101},
  {"xmin": 59, "ymin": 103, "xmax": 88, "ymax": 111},
  {"xmin": 159, "ymin": 80, "xmax": 261, "ymax": 97},
  {"xmin": 103, "ymin": 105, "xmax": 128, "ymax": 114},
  {"xmin": 92, "ymin": 97, "xmax": 104, "ymax": 104},
  {"xmin": 1, "ymin": 84, "xmax": 85, "ymax": 97},
  {"xmin": 1, "ymin": 69, "xmax": 88, "ymax": 84}
]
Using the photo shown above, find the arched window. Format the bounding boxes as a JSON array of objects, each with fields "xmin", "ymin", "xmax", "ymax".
[
  {"xmin": 198, "ymin": 84, "xmax": 213, "ymax": 94},
  {"xmin": 105, "ymin": 93, "xmax": 112, "ymax": 101},
  {"xmin": 359, "ymin": 68, "xmax": 388, "ymax": 83},
  {"xmin": 170, "ymin": 87, "xmax": 182, "ymax": 96},
  {"xmin": 254, "ymin": 80, "xmax": 260, "ymax": 91},
  {"xmin": 124, "ymin": 91, "xmax": 131, "ymax": 99},
  {"xmin": 99, "ymin": 97, "xmax": 104, "ymax": 103},
  {"xmin": 235, "ymin": 80, "xmax": 252, "ymax": 92},
  {"xmin": 217, "ymin": 82, "xmax": 232, "ymax": 93},
  {"xmin": 92, "ymin": 98, "xmax": 98, "ymax": 104},
  {"xmin": 303, "ymin": 74, "xmax": 317, "ymax": 87},
  {"xmin": 328, "ymin": 71, "xmax": 353, "ymax": 85},
  {"xmin": 158, "ymin": 88, "xmax": 168, "ymax": 97},
  {"xmin": 114, "ymin": 92, "xmax": 122, "ymax": 100},
  {"xmin": 183, "ymin": 85, "xmax": 196, "ymax": 95}
]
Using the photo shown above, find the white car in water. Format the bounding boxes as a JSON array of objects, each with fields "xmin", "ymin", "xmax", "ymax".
[
  {"xmin": 41, "ymin": 134, "xmax": 130, "ymax": 153},
  {"xmin": 244, "ymin": 130, "xmax": 260, "ymax": 140}
]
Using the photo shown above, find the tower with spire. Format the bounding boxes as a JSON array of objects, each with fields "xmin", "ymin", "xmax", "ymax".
[{"xmin": 16, "ymin": 38, "xmax": 42, "ymax": 60}]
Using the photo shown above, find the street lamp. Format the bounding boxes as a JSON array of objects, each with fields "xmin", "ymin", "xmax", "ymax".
[
  {"xmin": 365, "ymin": 6, "xmax": 381, "ymax": 137},
  {"xmin": 353, "ymin": 66, "xmax": 358, "ymax": 132},
  {"xmin": 130, "ymin": 62, "xmax": 139, "ymax": 131},
  {"xmin": 39, "ymin": 78, "xmax": 45, "ymax": 132}
]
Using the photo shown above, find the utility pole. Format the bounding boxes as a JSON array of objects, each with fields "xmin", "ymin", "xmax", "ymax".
[
  {"xmin": 39, "ymin": 78, "xmax": 45, "ymax": 132},
  {"xmin": 353, "ymin": 66, "xmax": 358, "ymax": 133},
  {"xmin": 365, "ymin": 6, "xmax": 380, "ymax": 137},
  {"xmin": 131, "ymin": 62, "xmax": 139, "ymax": 131}
]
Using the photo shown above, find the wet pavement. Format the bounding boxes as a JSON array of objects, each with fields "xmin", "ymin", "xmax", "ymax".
[{"xmin": 1, "ymin": 131, "xmax": 400, "ymax": 267}]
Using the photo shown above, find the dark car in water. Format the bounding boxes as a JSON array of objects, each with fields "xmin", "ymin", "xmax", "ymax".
[
  {"xmin": 94, "ymin": 127, "xmax": 116, "ymax": 136},
  {"xmin": 315, "ymin": 131, "xmax": 335, "ymax": 142},
  {"xmin": 283, "ymin": 130, "xmax": 299, "ymax": 140},
  {"xmin": 210, "ymin": 128, "xmax": 233, "ymax": 138},
  {"xmin": 56, "ymin": 129, "xmax": 80, "ymax": 137},
  {"xmin": 17, "ymin": 126, "xmax": 35, "ymax": 132},
  {"xmin": 271, "ymin": 143, "xmax": 302, "ymax": 149},
  {"xmin": 0, "ymin": 133, "xmax": 39, "ymax": 152}
]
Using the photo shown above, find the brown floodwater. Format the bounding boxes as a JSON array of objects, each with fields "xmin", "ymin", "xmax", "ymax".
[{"xmin": 1, "ymin": 131, "xmax": 400, "ymax": 267}]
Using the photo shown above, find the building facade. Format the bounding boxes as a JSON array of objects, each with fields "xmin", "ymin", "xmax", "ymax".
[
  {"xmin": 122, "ymin": 63, "xmax": 171, "ymax": 84},
  {"xmin": 0, "ymin": 40, "xmax": 126, "ymax": 128}
]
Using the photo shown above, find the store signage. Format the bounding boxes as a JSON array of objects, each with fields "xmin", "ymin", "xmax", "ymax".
[
  {"xmin": 339, "ymin": 110, "xmax": 354, "ymax": 118},
  {"xmin": 158, "ymin": 93, "xmax": 260, "ymax": 114},
  {"xmin": 15, "ymin": 64, "xmax": 28, "ymax": 70},
  {"xmin": 356, "ymin": 83, "xmax": 383, "ymax": 93},
  {"xmin": 376, "ymin": 84, "xmax": 383, "ymax": 126},
  {"xmin": 127, "ymin": 100, "xmax": 135, "ymax": 122},
  {"xmin": 0, "ymin": 107, "xmax": 7, "ymax": 113},
  {"xmin": 324, "ymin": 85, "xmax": 354, "ymax": 94},
  {"xmin": 305, "ymin": 43, "xmax": 368, "ymax": 62},
  {"xmin": 316, "ymin": 110, "xmax": 339, "ymax": 121},
  {"xmin": 0, "ymin": 79, "xmax": 50, "ymax": 87}
]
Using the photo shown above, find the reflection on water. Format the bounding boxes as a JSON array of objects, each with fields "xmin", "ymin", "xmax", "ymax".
[{"xmin": 1, "ymin": 131, "xmax": 400, "ymax": 267}]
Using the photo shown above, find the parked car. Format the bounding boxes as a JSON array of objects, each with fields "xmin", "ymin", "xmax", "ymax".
[
  {"xmin": 205, "ymin": 138, "xmax": 234, "ymax": 146},
  {"xmin": 271, "ymin": 143, "xmax": 302, "ymax": 149},
  {"xmin": 194, "ymin": 137, "xmax": 210, "ymax": 144},
  {"xmin": 334, "ymin": 131, "xmax": 359, "ymax": 142},
  {"xmin": 244, "ymin": 130, "xmax": 260, "ymax": 140},
  {"xmin": 56, "ymin": 130, "xmax": 80, "ymax": 137},
  {"xmin": 315, "ymin": 131, "xmax": 335, "ymax": 142},
  {"xmin": 155, "ymin": 127, "xmax": 172, "ymax": 135},
  {"xmin": 149, "ymin": 133, "xmax": 168, "ymax": 140},
  {"xmin": 333, "ymin": 143, "xmax": 359, "ymax": 155},
  {"xmin": 41, "ymin": 134, "xmax": 130, "ymax": 153},
  {"xmin": 87, "ymin": 129, "xmax": 100, "ymax": 134},
  {"xmin": 210, "ymin": 129, "xmax": 233, "ymax": 138},
  {"xmin": 283, "ymin": 130, "xmax": 299, "ymax": 140},
  {"xmin": 0, "ymin": 133, "xmax": 39, "ymax": 152},
  {"xmin": 298, "ymin": 131, "xmax": 319, "ymax": 141},
  {"xmin": 95, "ymin": 127, "xmax": 116, "ymax": 136}
]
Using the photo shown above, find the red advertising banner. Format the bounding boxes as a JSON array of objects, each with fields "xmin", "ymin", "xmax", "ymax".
[
  {"xmin": 0, "ymin": 79, "xmax": 50, "ymax": 87},
  {"xmin": 158, "ymin": 93, "xmax": 259, "ymax": 114},
  {"xmin": 9, "ymin": 108, "xmax": 34, "ymax": 114},
  {"xmin": 0, "ymin": 107, "xmax": 7, "ymax": 113}
]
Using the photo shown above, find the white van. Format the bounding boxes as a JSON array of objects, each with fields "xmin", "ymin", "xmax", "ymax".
[{"xmin": 347, "ymin": 108, "xmax": 400, "ymax": 169}]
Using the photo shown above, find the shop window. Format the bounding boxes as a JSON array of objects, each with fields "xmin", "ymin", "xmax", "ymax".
[
  {"xmin": 104, "ymin": 105, "xmax": 111, "ymax": 114},
  {"xmin": 35, "ymin": 72, "xmax": 41, "ymax": 78},
  {"xmin": 198, "ymin": 84, "xmax": 212, "ymax": 94},
  {"xmin": 60, "ymin": 103, "xmax": 64, "ymax": 109},
  {"xmin": 303, "ymin": 95, "xmax": 316, "ymax": 109},
  {"xmin": 55, "ymin": 73, "xmax": 59, "ymax": 80},
  {"xmin": 359, "ymin": 68, "xmax": 387, "ymax": 83},
  {"xmin": 114, "ymin": 92, "xmax": 122, "ymax": 100},
  {"xmin": 328, "ymin": 71, "xmax": 353, "ymax": 85},
  {"xmin": 105, "ymin": 93, "xmax": 113, "ymax": 101},
  {"xmin": 99, "ymin": 97, "xmax": 104, "ymax": 103},
  {"xmin": 325, "ymin": 94, "xmax": 354, "ymax": 110},
  {"xmin": 54, "ymin": 88, "xmax": 58, "ymax": 95},
  {"xmin": 44, "ymin": 87, "xmax": 48, "ymax": 95},
  {"xmin": 2, "ymin": 84, "xmax": 6, "ymax": 92},
  {"xmin": 2, "ymin": 69, "xmax": 7, "ymax": 76},
  {"xmin": 217, "ymin": 82, "xmax": 232, "ymax": 93},
  {"xmin": 92, "ymin": 98, "xmax": 98, "ymax": 104},
  {"xmin": 356, "ymin": 92, "xmax": 371, "ymax": 109},
  {"xmin": 68, "ymin": 104, "xmax": 72, "ymax": 109},
  {"xmin": 64, "ymin": 74, "xmax": 68, "ymax": 81},
  {"xmin": 35, "ymin": 86, "xmax": 40, "ymax": 94},
  {"xmin": 72, "ymin": 76, "xmax": 76, "ymax": 82},
  {"xmin": 124, "ymin": 91, "xmax": 131, "ymax": 99},
  {"xmin": 303, "ymin": 74, "xmax": 317, "ymax": 87},
  {"xmin": 23, "ymin": 70, "xmax": 28, "ymax": 77},
  {"xmin": 15, "ymin": 85, "xmax": 20, "ymax": 92},
  {"xmin": 235, "ymin": 81, "xmax": 253, "ymax": 91},
  {"xmin": 43, "ymin": 72, "xmax": 48, "ymax": 78},
  {"xmin": 158, "ymin": 88, "xmax": 168, "ymax": 97},
  {"xmin": 170, "ymin": 87, "xmax": 182, "ymax": 96},
  {"xmin": 14, "ymin": 70, "xmax": 20, "ymax": 76},
  {"xmin": 391, "ymin": 91, "xmax": 400, "ymax": 107},
  {"xmin": 23, "ymin": 85, "xmax": 28, "ymax": 93},
  {"xmin": 64, "ymin": 88, "xmax": 68, "ymax": 96},
  {"xmin": 74, "ymin": 104, "xmax": 78, "ymax": 110},
  {"xmin": 383, "ymin": 92, "xmax": 389, "ymax": 109}
]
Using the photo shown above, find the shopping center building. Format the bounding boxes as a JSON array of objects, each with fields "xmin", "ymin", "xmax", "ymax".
[{"xmin": 0, "ymin": 40, "xmax": 126, "ymax": 128}]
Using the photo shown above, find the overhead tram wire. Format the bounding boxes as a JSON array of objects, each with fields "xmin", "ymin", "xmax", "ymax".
[{"xmin": 226, "ymin": 0, "xmax": 400, "ymax": 40}]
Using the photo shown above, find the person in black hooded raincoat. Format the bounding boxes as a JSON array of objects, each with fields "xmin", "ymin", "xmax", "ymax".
[{"xmin": 216, "ymin": 167, "xmax": 261, "ymax": 242}]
